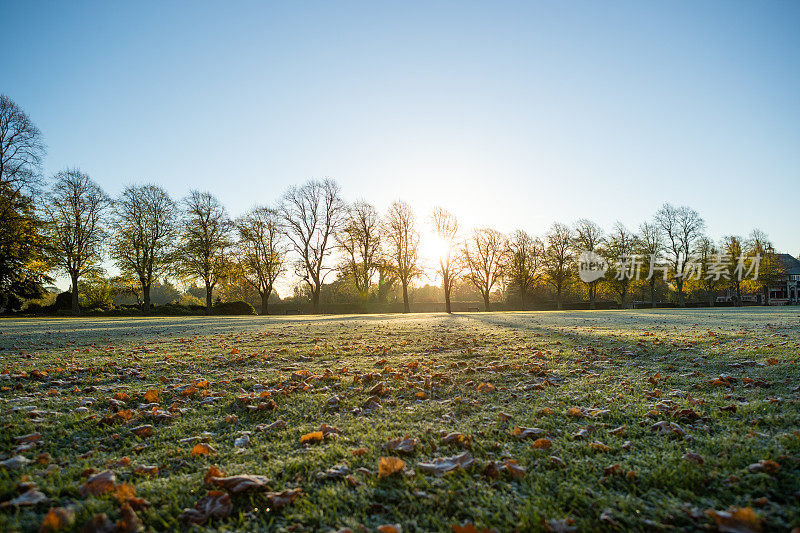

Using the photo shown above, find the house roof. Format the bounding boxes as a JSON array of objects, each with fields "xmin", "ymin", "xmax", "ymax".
[{"xmin": 776, "ymin": 254, "xmax": 800, "ymax": 275}]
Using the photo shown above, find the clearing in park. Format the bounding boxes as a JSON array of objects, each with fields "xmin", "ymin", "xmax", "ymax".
[{"xmin": 1, "ymin": 308, "xmax": 798, "ymax": 531}]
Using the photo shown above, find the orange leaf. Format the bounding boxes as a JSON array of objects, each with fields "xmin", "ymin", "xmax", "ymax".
[
  {"xmin": 706, "ymin": 507, "xmax": 763, "ymax": 533},
  {"xmin": 143, "ymin": 390, "xmax": 160, "ymax": 403},
  {"xmin": 191, "ymin": 443, "xmax": 215, "ymax": 456},
  {"xmin": 378, "ymin": 456, "xmax": 406, "ymax": 477},
  {"xmin": 79, "ymin": 470, "xmax": 116, "ymax": 497},
  {"xmin": 532, "ymin": 438, "xmax": 552, "ymax": 449},
  {"xmin": 300, "ymin": 431, "xmax": 324, "ymax": 444},
  {"xmin": 204, "ymin": 466, "xmax": 226, "ymax": 484},
  {"xmin": 39, "ymin": 507, "xmax": 75, "ymax": 532}
]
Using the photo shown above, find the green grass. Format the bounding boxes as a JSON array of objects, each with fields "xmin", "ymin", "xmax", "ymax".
[{"xmin": 1, "ymin": 308, "xmax": 799, "ymax": 531}]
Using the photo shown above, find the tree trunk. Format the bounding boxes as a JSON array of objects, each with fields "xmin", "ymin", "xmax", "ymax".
[
  {"xmin": 650, "ymin": 278, "xmax": 656, "ymax": 308},
  {"xmin": 444, "ymin": 285, "xmax": 452, "ymax": 314},
  {"xmin": 556, "ymin": 290, "xmax": 563, "ymax": 311},
  {"xmin": 312, "ymin": 287, "xmax": 320, "ymax": 314},
  {"xmin": 402, "ymin": 282, "xmax": 410, "ymax": 313},
  {"xmin": 677, "ymin": 279, "xmax": 685, "ymax": 307},
  {"xmin": 261, "ymin": 292, "xmax": 270, "ymax": 315},
  {"xmin": 142, "ymin": 283, "xmax": 151, "ymax": 313},
  {"xmin": 736, "ymin": 285, "xmax": 741, "ymax": 307},
  {"xmin": 520, "ymin": 287, "xmax": 526, "ymax": 311},
  {"xmin": 589, "ymin": 284, "xmax": 596, "ymax": 310},
  {"xmin": 205, "ymin": 284, "xmax": 213, "ymax": 314},
  {"xmin": 709, "ymin": 291, "xmax": 715, "ymax": 307},
  {"xmin": 482, "ymin": 291, "xmax": 490, "ymax": 312},
  {"xmin": 70, "ymin": 273, "xmax": 80, "ymax": 315}
]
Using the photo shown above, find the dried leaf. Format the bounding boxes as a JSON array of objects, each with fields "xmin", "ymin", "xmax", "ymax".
[
  {"xmin": 208, "ymin": 474, "xmax": 270, "ymax": 494},
  {"xmin": 79, "ymin": 470, "xmax": 116, "ymax": 497},
  {"xmin": 378, "ymin": 456, "xmax": 407, "ymax": 477},
  {"xmin": 267, "ymin": 488, "xmax": 301, "ymax": 510},
  {"xmin": 706, "ymin": 507, "xmax": 763, "ymax": 532},
  {"xmin": 1, "ymin": 488, "xmax": 48, "ymax": 507},
  {"xmin": 191, "ymin": 443, "xmax": 216, "ymax": 456},
  {"xmin": 300, "ymin": 431, "xmax": 324, "ymax": 444},
  {"xmin": 179, "ymin": 491, "xmax": 232, "ymax": 525},
  {"xmin": 418, "ymin": 452, "xmax": 474, "ymax": 476},
  {"xmin": 130, "ymin": 425, "xmax": 153, "ymax": 438},
  {"xmin": 39, "ymin": 506, "xmax": 75, "ymax": 532},
  {"xmin": 387, "ymin": 436, "xmax": 418, "ymax": 454},
  {"xmin": 512, "ymin": 427, "xmax": 547, "ymax": 439},
  {"xmin": 143, "ymin": 390, "xmax": 160, "ymax": 403}
]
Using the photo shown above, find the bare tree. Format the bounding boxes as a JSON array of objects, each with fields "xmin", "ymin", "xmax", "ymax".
[
  {"xmin": 177, "ymin": 191, "xmax": 233, "ymax": 313},
  {"xmin": 0, "ymin": 95, "xmax": 45, "ymax": 201},
  {"xmin": 375, "ymin": 256, "xmax": 397, "ymax": 304},
  {"xmin": 235, "ymin": 206, "xmax": 286, "ymax": 315},
  {"xmin": 603, "ymin": 222, "xmax": 638, "ymax": 308},
  {"xmin": 692, "ymin": 236, "xmax": 722, "ymax": 306},
  {"xmin": 573, "ymin": 219, "xmax": 605, "ymax": 309},
  {"xmin": 544, "ymin": 222, "xmax": 574, "ymax": 310},
  {"xmin": 110, "ymin": 184, "xmax": 178, "ymax": 312},
  {"xmin": 720, "ymin": 235, "xmax": 744, "ymax": 306},
  {"xmin": 747, "ymin": 229, "xmax": 784, "ymax": 305},
  {"xmin": 384, "ymin": 200, "xmax": 422, "ymax": 313},
  {"xmin": 430, "ymin": 207, "xmax": 461, "ymax": 313},
  {"xmin": 43, "ymin": 169, "xmax": 110, "ymax": 314},
  {"xmin": 638, "ymin": 221, "xmax": 664, "ymax": 308},
  {"xmin": 337, "ymin": 200, "xmax": 380, "ymax": 301},
  {"xmin": 654, "ymin": 203, "xmax": 705, "ymax": 307},
  {"xmin": 462, "ymin": 228, "xmax": 506, "ymax": 311},
  {"xmin": 505, "ymin": 229, "xmax": 543, "ymax": 310},
  {"xmin": 281, "ymin": 179, "xmax": 344, "ymax": 313}
]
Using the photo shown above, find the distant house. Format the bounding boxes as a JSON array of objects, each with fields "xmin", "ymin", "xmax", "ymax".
[
  {"xmin": 767, "ymin": 253, "xmax": 800, "ymax": 304},
  {"xmin": 717, "ymin": 253, "xmax": 800, "ymax": 305}
]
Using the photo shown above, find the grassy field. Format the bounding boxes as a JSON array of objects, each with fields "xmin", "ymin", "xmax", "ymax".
[{"xmin": 1, "ymin": 308, "xmax": 799, "ymax": 532}]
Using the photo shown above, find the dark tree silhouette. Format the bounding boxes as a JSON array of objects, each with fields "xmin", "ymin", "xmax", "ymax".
[
  {"xmin": 110, "ymin": 184, "xmax": 178, "ymax": 312},
  {"xmin": 281, "ymin": 179, "xmax": 344, "ymax": 313},
  {"xmin": 43, "ymin": 169, "xmax": 109, "ymax": 314}
]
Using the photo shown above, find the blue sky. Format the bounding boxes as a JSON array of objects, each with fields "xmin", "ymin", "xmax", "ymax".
[{"xmin": 3, "ymin": 1, "xmax": 799, "ymax": 275}]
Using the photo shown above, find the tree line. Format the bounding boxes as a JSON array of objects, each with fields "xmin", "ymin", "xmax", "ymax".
[{"xmin": 0, "ymin": 94, "xmax": 788, "ymax": 315}]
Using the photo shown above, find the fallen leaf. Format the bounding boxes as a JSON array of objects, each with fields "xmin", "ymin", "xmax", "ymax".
[
  {"xmin": 179, "ymin": 491, "xmax": 232, "ymax": 525},
  {"xmin": 512, "ymin": 427, "xmax": 547, "ymax": 439},
  {"xmin": 39, "ymin": 506, "xmax": 75, "ymax": 532},
  {"xmin": 130, "ymin": 425, "xmax": 153, "ymax": 438},
  {"xmin": 378, "ymin": 456, "xmax": 407, "ymax": 477},
  {"xmin": 706, "ymin": 507, "xmax": 763, "ymax": 532},
  {"xmin": 1, "ymin": 489, "xmax": 48, "ymax": 507},
  {"xmin": 79, "ymin": 470, "xmax": 116, "ymax": 497},
  {"xmin": 1, "ymin": 455, "xmax": 32, "ymax": 469},
  {"xmin": 531, "ymin": 438, "xmax": 552, "ymax": 449},
  {"xmin": 266, "ymin": 488, "xmax": 301, "ymax": 510},
  {"xmin": 418, "ymin": 452, "xmax": 474, "ymax": 476},
  {"xmin": 748, "ymin": 460, "xmax": 779, "ymax": 474},
  {"xmin": 208, "ymin": 474, "xmax": 270, "ymax": 494},
  {"xmin": 143, "ymin": 390, "xmax": 160, "ymax": 403},
  {"xmin": 387, "ymin": 436, "xmax": 418, "ymax": 454},
  {"xmin": 300, "ymin": 431, "xmax": 324, "ymax": 444},
  {"xmin": 191, "ymin": 443, "xmax": 216, "ymax": 456},
  {"xmin": 115, "ymin": 503, "xmax": 144, "ymax": 533}
]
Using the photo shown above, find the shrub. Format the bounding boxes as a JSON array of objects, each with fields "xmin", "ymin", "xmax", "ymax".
[{"xmin": 213, "ymin": 300, "xmax": 256, "ymax": 315}]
